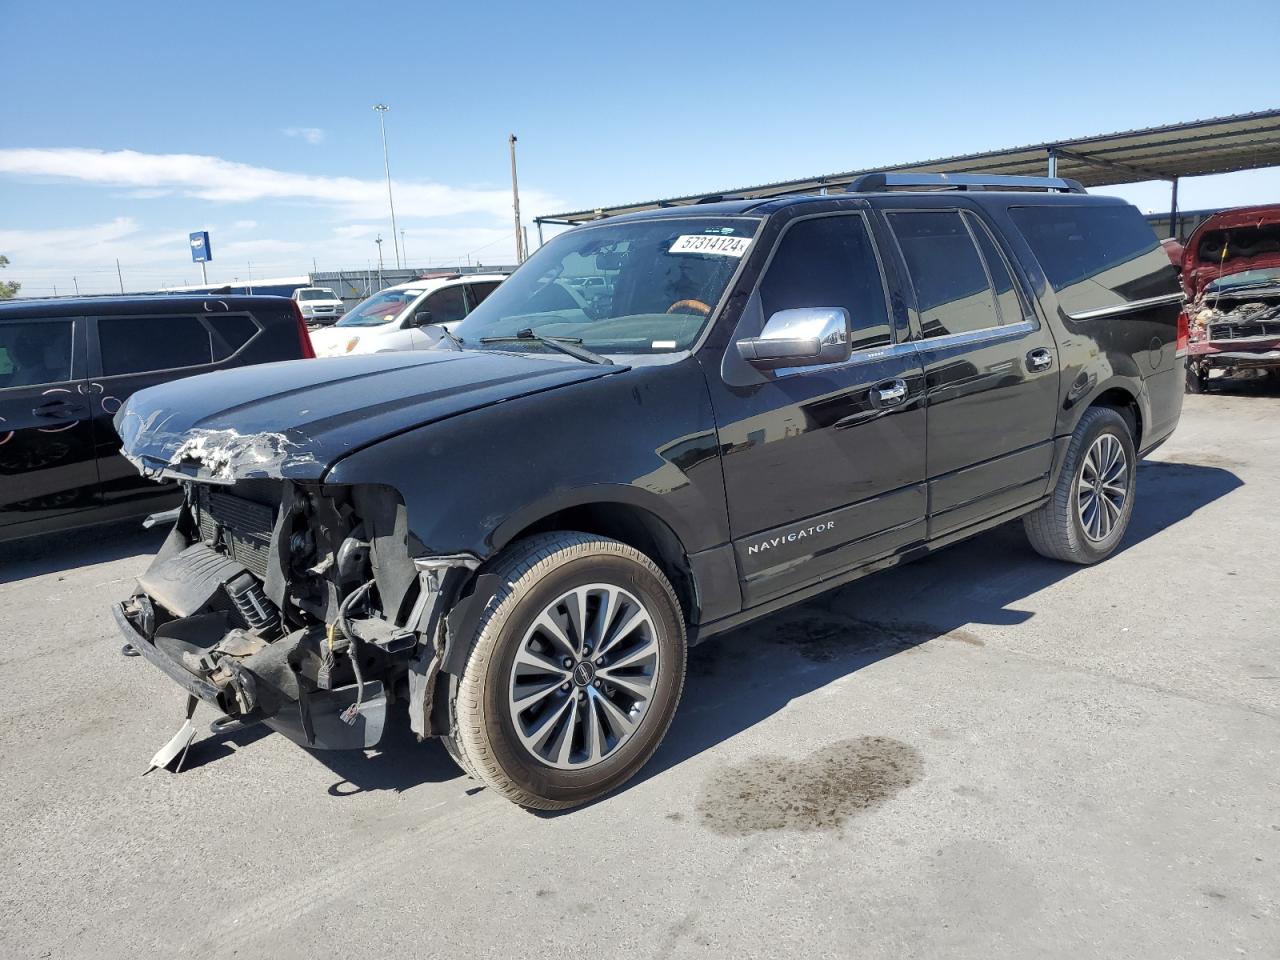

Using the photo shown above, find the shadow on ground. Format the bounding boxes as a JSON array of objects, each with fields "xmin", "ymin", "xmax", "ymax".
[
  {"xmin": 0, "ymin": 517, "xmax": 166, "ymax": 585},
  {"xmin": 288, "ymin": 458, "xmax": 1240, "ymax": 801}
]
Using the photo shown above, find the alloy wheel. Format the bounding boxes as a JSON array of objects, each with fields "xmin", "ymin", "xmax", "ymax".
[
  {"xmin": 507, "ymin": 583, "xmax": 661, "ymax": 770},
  {"xmin": 1077, "ymin": 433, "xmax": 1129, "ymax": 542}
]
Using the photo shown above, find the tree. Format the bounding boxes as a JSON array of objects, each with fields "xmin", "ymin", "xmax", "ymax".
[{"xmin": 0, "ymin": 255, "xmax": 19, "ymax": 299}]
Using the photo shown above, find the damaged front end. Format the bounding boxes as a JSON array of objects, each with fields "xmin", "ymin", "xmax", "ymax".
[
  {"xmin": 1187, "ymin": 285, "xmax": 1280, "ymax": 385},
  {"xmin": 115, "ymin": 475, "xmax": 477, "ymax": 751}
]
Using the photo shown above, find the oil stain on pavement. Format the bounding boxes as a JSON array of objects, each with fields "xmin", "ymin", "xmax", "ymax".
[{"xmin": 696, "ymin": 736, "xmax": 923, "ymax": 835}]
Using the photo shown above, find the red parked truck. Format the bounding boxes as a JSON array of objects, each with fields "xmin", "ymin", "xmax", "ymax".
[{"xmin": 1182, "ymin": 204, "xmax": 1280, "ymax": 392}]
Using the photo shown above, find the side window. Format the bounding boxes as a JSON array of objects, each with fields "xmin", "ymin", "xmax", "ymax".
[
  {"xmin": 965, "ymin": 213, "xmax": 1025, "ymax": 325},
  {"xmin": 1008, "ymin": 204, "xmax": 1178, "ymax": 316},
  {"xmin": 466, "ymin": 282, "xmax": 501, "ymax": 311},
  {"xmin": 888, "ymin": 210, "xmax": 1000, "ymax": 338},
  {"xmin": 759, "ymin": 214, "xmax": 892, "ymax": 351},
  {"xmin": 208, "ymin": 314, "xmax": 259, "ymax": 361},
  {"xmin": 423, "ymin": 285, "xmax": 467, "ymax": 325},
  {"xmin": 99, "ymin": 315, "xmax": 213, "ymax": 376},
  {"xmin": 0, "ymin": 320, "xmax": 74, "ymax": 389}
]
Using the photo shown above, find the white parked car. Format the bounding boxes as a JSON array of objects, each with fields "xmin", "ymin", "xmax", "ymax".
[
  {"xmin": 309, "ymin": 274, "xmax": 506, "ymax": 356},
  {"xmin": 291, "ymin": 287, "xmax": 346, "ymax": 326}
]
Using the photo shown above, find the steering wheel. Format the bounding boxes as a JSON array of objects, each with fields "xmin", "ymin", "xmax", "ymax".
[{"xmin": 666, "ymin": 299, "xmax": 711, "ymax": 316}]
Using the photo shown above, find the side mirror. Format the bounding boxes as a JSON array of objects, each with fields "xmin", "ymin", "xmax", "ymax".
[
  {"xmin": 414, "ymin": 309, "xmax": 433, "ymax": 327},
  {"xmin": 735, "ymin": 307, "xmax": 851, "ymax": 369}
]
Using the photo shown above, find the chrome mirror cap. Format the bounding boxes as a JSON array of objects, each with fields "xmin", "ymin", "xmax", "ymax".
[{"xmin": 736, "ymin": 307, "xmax": 852, "ymax": 369}]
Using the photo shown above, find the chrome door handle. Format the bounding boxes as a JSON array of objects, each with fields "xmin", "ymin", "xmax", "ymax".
[
  {"xmin": 1027, "ymin": 348, "xmax": 1054, "ymax": 372},
  {"xmin": 872, "ymin": 378, "xmax": 908, "ymax": 406}
]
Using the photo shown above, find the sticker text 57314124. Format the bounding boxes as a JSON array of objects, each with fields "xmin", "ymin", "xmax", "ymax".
[{"xmin": 669, "ymin": 235, "xmax": 751, "ymax": 257}]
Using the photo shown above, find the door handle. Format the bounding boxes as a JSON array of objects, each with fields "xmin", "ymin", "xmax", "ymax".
[
  {"xmin": 33, "ymin": 399, "xmax": 81, "ymax": 418},
  {"xmin": 872, "ymin": 378, "xmax": 908, "ymax": 407},
  {"xmin": 1027, "ymin": 348, "xmax": 1054, "ymax": 372}
]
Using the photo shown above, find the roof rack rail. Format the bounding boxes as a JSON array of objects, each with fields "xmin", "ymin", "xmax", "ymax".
[{"xmin": 847, "ymin": 173, "xmax": 1086, "ymax": 194}]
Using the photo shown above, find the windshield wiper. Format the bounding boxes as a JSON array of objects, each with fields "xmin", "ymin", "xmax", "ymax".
[{"xmin": 478, "ymin": 328, "xmax": 613, "ymax": 365}]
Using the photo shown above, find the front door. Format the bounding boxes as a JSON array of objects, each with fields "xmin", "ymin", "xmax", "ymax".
[
  {"xmin": 0, "ymin": 316, "xmax": 100, "ymax": 532},
  {"xmin": 704, "ymin": 211, "xmax": 927, "ymax": 608},
  {"xmin": 881, "ymin": 206, "xmax": 1060, "ymax": 536}
]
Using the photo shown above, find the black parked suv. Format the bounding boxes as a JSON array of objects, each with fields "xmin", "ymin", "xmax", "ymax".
[
  {"xmin": 112, "ymin": 175, "xmax": 1186, "ymax": 808},
  {"xmin": 0, "ymin": 295, "xmax": 314, "ymax": 542}
]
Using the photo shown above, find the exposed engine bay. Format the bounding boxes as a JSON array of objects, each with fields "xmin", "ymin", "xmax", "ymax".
[
  {"xmin": 1187, "ymin": 288, "xmax": 1280, "ymax": 384},
  {"xmin": 115, "ymin": 478, "xmax": 477, "ymax": 751}
]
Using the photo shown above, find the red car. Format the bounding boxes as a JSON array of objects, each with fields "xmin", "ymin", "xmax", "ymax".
[{"xmin": 1182, "ymin": 204, "xmax": 1280, "ymax": 392}]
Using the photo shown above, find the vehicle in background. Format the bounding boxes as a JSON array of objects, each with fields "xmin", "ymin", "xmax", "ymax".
[
  {"xmin": 292, "ymin": 287, "xmax": 345, "ymax": 327},
  {"xmin": 308, "ymin": 273, "xmax": 507, "ymax": 357},
  {"xmin": 1181, "ymin": 204, "xmax": 1280, "ymax": 392},
  {"xmin": 0, "ymin": 295, "xmax": 314, "ymax": 543},
  {"xmin": 158, "ymin": 275, "xmax": 311, "ymax": 299}
]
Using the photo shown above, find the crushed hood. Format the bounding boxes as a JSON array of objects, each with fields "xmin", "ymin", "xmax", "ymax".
[
  {"xmin": 1182, "ymin": 204, "xmax": 1280, "ymax": 298},
  {"xmin": 114, "ymin": 350, "xmax": 624, "ymax": 482}
]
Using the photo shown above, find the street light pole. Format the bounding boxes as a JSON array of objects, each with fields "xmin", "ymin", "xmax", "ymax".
[
  {"xmin": 373, "ymin": 104, "xmax": 402, "ymax": 269},
  {"xmin": 509, "ymin": 133, "xmax": 525, "ymax": 263},
  {"xmin": 375, "ymin": 235, "xmax": 385, "ymax": 284}
]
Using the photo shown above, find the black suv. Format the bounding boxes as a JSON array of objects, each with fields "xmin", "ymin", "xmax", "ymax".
[
  {"xmin": 112, "ymin": 175, "xmax": 1186, "ymax": 809},
  {"xmin": 0, "ymin": 295, "xmax": 315, "ymax": 542}
]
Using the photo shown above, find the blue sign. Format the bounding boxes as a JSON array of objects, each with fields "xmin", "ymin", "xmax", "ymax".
[{"xmin": 189, "ymin": 231, "xmax": 212, "ymax": 263}]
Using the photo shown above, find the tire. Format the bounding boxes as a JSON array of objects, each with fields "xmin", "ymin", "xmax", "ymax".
[
  {"xmin": 1185, "ymin": 364, "xmax": 1207, "ymax": 394},
  {"xmin": 1024, "ymin": 406, "xmax": 1137, "ymax": 565},
  {"xmin": 444, "ymin": 532, "xmax": 687, "ymax": 810}
]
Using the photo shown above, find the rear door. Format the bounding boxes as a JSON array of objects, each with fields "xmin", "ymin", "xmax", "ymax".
[
  {"xmin": 0, "ymin": 315, "xmax": 100, "ymax": 531},
  {"xmin": 881, "ymin": 205, "xmax": 1060, "ymax": 537}
]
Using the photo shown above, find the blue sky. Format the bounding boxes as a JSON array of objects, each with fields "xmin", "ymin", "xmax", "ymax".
[{"xmin": 2, "ymin": 0, "xmax": 1277, "ymax": 295}]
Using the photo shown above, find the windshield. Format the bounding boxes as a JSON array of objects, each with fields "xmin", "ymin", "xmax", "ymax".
[
  {"xmin": 298, "ymin": 288, "xmax": 336, "ymax": 300},
  {"xmin": 1205, "ymin": 267, "xmax": 1280, "ymax": 293},
  {"xmin": 450, "ymin": 216, "xmax": 759, "ymax": 354},
  {"xmin": 336, "ymin": 288, "xmax": 424, "ymax": 327}
]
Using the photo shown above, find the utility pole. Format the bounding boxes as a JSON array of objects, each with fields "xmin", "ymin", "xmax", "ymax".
[
  {"xmin": 509, "ymin": 134, "xmax": 525, "ymax": 263},
  {"xmin": 73, "ymin": 276, "xmax": 80, "ymax": 295},
  {"xmin": 375, "ymin": 236, "xmax": 385, "ymax": 285},
  {"xmin": 401, "ymin": 229, "xmax": 408, "ymax": 268},
  {"xmin": 116, "ymin": 259, "xmax": 125, "ymax": 294},
  {"xmin": 373, "ymin": 104, "xmax": 402, "ymax": 269}
]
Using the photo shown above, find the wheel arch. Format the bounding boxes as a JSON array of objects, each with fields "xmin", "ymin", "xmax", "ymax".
[{"xmin": 493, "ymin": 496, "xmax": 697, "ymax": 629}]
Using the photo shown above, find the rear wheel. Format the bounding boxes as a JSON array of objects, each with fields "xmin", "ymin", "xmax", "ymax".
[
  {"xmin": 445, "ymin": 532, "xmax": 686, "ymax": 810},
  {"xmin": 1186, "ymin": 363, "xmax": 1208, "ymax": 394},
  {"xmin": 1024, "ymin": 406, "xmax": 1136, "ymax": 565}
]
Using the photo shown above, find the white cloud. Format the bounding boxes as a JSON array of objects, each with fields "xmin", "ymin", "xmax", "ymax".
[
  {"xmin": 233, "ymin": 219, "xmax": 258, "ymax": 230},
  {"xmin": 0, "ymin": 147, "xmax": 559, "ymax": 221},
  {"xmin": 0, "ymin": 216, "xmax": 523, "ymax": 296},
  {"xmin": 282, "ymin": 127, "xmax": 326, "ymax": 145}
]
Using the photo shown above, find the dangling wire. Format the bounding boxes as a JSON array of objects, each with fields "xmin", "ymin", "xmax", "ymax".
[{"xmin": 337, "ymin": 580, "xmax": 376, "ymax": 725}]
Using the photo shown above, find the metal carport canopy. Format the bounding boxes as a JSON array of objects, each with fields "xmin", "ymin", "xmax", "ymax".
[{"xmin": 536, "ymin": 108, "xmax": 1280, "ymax": 226}]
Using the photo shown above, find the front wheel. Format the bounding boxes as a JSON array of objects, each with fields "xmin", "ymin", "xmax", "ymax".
[
  {"xmin": 1024, "ymin": 406, "xmax": 1137, "ymax": 565},
  {"xmin": 445, "ymin": 532, "xmax": 687, "ymax": 810}
]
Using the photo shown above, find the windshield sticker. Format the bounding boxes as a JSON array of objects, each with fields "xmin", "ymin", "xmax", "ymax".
[
  {"xmin": 669, "ymin": 235, "xmax": 750, "ymax": 257},
  {"xmin": 652, "ymin": 340, "xmax": 677, "ymax": 349}
]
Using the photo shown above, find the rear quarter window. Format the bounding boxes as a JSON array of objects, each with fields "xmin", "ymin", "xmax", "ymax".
[
  {"xmin": 208, "ymin": 313, "xmax": 259, "ymax": 360},
  {"xmin": 1009, "ymin": 204, "xmax": 1179, "ymax": 316},
  {"xmin": 99, "ymin": 315, "xmax": 213, "ymax": 376}
]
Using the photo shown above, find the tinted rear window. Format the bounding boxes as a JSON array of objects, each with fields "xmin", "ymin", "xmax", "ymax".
[
  {"xmin": 99, "ymin": 315, "xmax": 213, "ymax": 375},
  {"xmin": 1009, "ymin": 204, "xmax": 1178, "ymax": 316}
]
